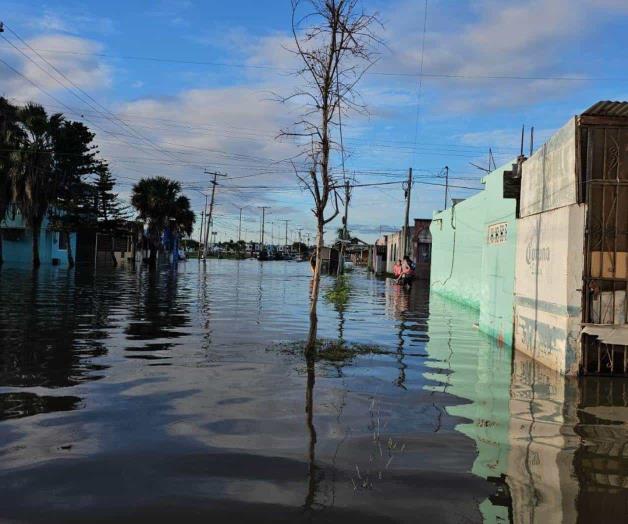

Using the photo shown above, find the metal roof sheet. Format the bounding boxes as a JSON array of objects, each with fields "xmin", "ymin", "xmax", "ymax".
[{"xmin": 582, "ymin": 100, "xmax": 628, "ymax": 117}]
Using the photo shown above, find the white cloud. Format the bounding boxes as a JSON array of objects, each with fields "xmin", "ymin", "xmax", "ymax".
[{"xmin": 0, "ymin": 34, "xmax": 111, "ymax": 102}]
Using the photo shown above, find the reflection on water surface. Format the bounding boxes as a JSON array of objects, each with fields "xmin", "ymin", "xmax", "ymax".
[{"xmin": 0, "ymin": 260, "xmax": 626, "ymax": 523}]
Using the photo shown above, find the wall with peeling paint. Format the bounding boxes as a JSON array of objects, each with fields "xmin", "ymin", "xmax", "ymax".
[{"xmin": 514, "ymin": 119, "xmax": 585, "ymax": 375}]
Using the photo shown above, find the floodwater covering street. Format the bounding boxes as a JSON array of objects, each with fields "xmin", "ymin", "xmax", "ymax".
[{"xmin": 0, "ymin": 260, "xmax": 626, "ymax": 523}]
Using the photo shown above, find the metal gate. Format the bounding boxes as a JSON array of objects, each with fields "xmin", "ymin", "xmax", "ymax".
[{"xmin": 580, "ymin": 104, "xmax": 628, "ymax": 375}]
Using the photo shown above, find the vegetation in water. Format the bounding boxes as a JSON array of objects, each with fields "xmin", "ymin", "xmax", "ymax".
[
  {"xmin": 324, "ymin": 275, "xmax": 351, "ymax": 307},
  {"xmin": 272, "ymin": 338, "xmax": 389, "ymax": 364}
]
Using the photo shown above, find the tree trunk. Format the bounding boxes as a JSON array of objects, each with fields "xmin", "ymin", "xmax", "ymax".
[
  {"xmin": 110, "ymin": 235, "xmax": 117, "ymax": 267},
  {"xmin": 64, "ymin": 230, "xmax": 75, "ymax": 269},
  {"xmin": 32, "ymin": 226, "xmax": 41, "ymax": 269},
  {"xmin": 304, "ymin": 350, "xmax": 317, "ymax": 510},
  {"xmin": 148, "ymin": 240, "xmax": 157, "ymax": 269},
  {"xmin": 306, "ymin": 221, "xmax": 325, "ymax": 353}
]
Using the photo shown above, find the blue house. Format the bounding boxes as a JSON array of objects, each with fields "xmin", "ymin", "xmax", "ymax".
[{"xmin": 1, "ymin": 205, "xmax": 77, "ymax": 267}]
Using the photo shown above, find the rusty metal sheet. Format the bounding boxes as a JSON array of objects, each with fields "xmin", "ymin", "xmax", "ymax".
[{"xmin": 583, "ymin": 100, "xmax": 628, "ymax": 118}]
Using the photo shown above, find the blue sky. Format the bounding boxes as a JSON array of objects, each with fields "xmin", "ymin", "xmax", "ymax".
[{"xmin": 2, "ymin": 0, "xmax": 628, "ymax": 242}]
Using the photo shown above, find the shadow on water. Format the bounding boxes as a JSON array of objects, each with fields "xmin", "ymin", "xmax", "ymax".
[{"xmin": 0, "ymin": 261, "xmax": 626, "ymax": 522}]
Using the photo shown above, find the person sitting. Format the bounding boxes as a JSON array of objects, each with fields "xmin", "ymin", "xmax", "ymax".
[
  {"xmin": 392, "ymin": 259, "xmax": 402, "ymax": 279},
  {"xmin": 398, "ymin": 256, "xmax": 416, "ymax": 286}
]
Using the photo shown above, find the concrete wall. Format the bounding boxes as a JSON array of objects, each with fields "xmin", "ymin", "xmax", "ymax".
[
  {"xmin": 514, "ymin": 118, "xmax": 585, "ymax": 375},
  {"xmin": 520, "ymin": 118, "xmax": 577, "ymax": 216},
  {"xmin": 430, "ymin": 162, "xmax": 518, "ymax": 344},
  {"xmin": 385, "ymin": 230, "xmax": 404, "ymax": 274},
  {"xmin": 514, "ymin": 204, "xmax": 585, "ymax": 375}
]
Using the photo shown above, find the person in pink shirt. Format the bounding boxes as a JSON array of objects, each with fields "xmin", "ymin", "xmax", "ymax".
[{"xmin": 392, "ymin": 259, "xmax": 402, "ymax": 279}]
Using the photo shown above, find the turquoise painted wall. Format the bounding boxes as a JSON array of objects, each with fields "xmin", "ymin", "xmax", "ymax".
[
  {"xmin": 430, "ymin": 162, "xmax": 517, "ymax": 344},
  {"xmin": 1, "ymin": 212, "xmax": 77, "ymax": 268}
]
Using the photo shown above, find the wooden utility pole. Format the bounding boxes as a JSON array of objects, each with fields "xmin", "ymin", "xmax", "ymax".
[
  {"xmin": 280, "ymin": 219, "xmax": 290, "ymax": 250},
  {"xmin": 337, "ymin": 179, "xmax": 351, "ymax": 276},
  {"xmin": 403, "ymin": 167, "xmax": 412, "ymax": 257},
  {"xmin": 238, "ymin": 207, "xmax": 243, "ymax": 242},
  {"xmin": 202, "ymin": 171, "xmax": 227, "ymax": 259},
  {"xmin": 258, "ymin": 206, "xmax": 270, "ymax": 247}
]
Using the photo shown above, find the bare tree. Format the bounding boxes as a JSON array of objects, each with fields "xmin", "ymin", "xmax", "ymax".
[{"xmin": 280, "ymin": 0, "xmax": 381, "ymax": 352}]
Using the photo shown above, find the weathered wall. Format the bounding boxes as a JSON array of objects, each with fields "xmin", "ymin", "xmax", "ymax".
[
  {"xmin": 430, "ymin": 162, "xmax": 518, "ymax": 343},
  {"xmin": 385, "ymin": 230, "xmax": 404, "ymax": 274},
  {"xmin": 520, "ymin": 118, "xmax": 577, "ymax": 217},
  {"xmin": 514, "ymin": 204, "xmax": 585, "ymax": 374}
]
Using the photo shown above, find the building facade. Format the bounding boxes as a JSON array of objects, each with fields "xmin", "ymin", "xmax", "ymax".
[
  {"xmin": 430, "ymin": 162, "xmax": 518, "ymax": 345},
  {"xmin": 412, "ymin": 218, "xmax": 432, "ymax": 280},
  {"xmin": 1, "ymin": 206, "xmax": 77, "ymax": 268},
  {"xmin": 513, "ymin": 101, "xmax": 628, "ymax": 376}
]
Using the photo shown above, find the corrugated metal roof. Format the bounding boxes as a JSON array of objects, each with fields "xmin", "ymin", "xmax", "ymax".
[{"xmin": 582, "ymin": 100, "xmax": 628, "ymax": 117}]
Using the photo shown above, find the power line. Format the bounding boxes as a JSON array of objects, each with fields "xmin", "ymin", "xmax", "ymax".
[
  {"xmin": 0, "ymin": 24, "xmax": 202, "ymax": 170},
  {"xmin": 2, "ymin": 44, "xmax": 625, "ymax": 82},
  {"xmin": 413, "ymin": 0, "xmax": 428, "ymax": 162}
]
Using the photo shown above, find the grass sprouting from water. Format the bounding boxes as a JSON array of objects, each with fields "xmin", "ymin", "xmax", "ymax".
[
  {"xmin": 324, "ymin": 275, "xmax": 351, "ymax": 307},
  {"xmin": 272, "ymin": 339, "xmax": 389, "ymax": 364}
]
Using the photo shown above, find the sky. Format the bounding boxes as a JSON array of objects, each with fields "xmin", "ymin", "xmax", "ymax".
[{"xmin": 1, "ymin": 0, "xmax": 628, "ymax": 243}]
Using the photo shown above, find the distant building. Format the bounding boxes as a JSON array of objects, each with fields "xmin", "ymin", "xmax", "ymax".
[
  {"xmin": 412, "ymin": 218, "xmax": 432, "ymax": 280},
  {"xmin": 385, "ymin": 229, "xmax": 406, "ymax": 274},
  {"xmin": 372, "ymin": 235, "xmax": 388, "ymax": 275},
  {"xmin": 0, "ymin": 205, "xmax": 77, "ymax": 267}
]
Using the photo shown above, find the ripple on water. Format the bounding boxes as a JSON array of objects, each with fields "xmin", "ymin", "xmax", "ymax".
[{"xmin": 0, "ymin": 260, "xmax": 626, "ymax": 522}]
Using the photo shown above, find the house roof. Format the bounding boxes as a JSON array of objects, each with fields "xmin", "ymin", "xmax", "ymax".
[{"xmin": 582, "ymin": 100, "xmax": 628, "ymax": 118}]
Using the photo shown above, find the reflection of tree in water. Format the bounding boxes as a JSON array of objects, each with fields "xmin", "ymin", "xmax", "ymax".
[
  {"xmin": 0, "ymin": 269, "xmax": 110, "ymax": 389},
  {"xmin": 303, "ymin": 352, "xmax": 322, "ymax": 515},
  {"xmin": 125, "ymin": 267, "xmax": 191, "ymax": 353},
  {"xmin": 0, "ymin": 392, "xmax": 82, "ymax": 421}
]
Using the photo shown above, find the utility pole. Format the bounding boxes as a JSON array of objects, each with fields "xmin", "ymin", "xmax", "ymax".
[
  {"xmin": 337, "ymin": 179, "xmax": 351, "ymax": 276},
  {"xmin": 202, "ymin": 171, "xmax": 227, "ymax": 260},
  {"xmin": 199, "ymin": 192, "xmax": 208, "ymax": 256},
  {"xmin": 258, "ymin": 206, "xmax": 270, "ymax": 247},
  {"xmin": 238, "ymin": 207, "xmax": 243, "ymax": 242},
  {"xmin": 402, "ymin": 167, "xmax": 412, "ymax": 257},
  {"xmin": 443, "ymin": 166, "xmax": 449, "ymax": 210},
  {"xmin": 198, "ymin": 211, "xmax": 205, "ymax": 254},
  {"xmin": 280, "ymin": 220, "xmax": 290, "ymax": 251}
]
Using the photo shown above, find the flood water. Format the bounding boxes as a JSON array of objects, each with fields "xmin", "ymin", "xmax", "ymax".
[{"xmin": 0, "ymin": 260, "xmax": 626, "ymax": 523}]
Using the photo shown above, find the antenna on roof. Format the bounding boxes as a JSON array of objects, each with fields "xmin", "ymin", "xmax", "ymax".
[
  {"xmin": 520, "ymin": 124, "xmax": 525, "ymax": 157},
  {"xmin": 530, "ymin": 126, "xmax": 534, "ymax": 156}
]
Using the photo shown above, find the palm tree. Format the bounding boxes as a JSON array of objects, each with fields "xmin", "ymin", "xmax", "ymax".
[
  {"xmin": 9, "ymin": 103, "xmax": 61, "ymax": 268},
  {"xmin": 172, "ymin": 195, "xmax": 195, "ymax": 237},
  {"xmin": 0, "ymin": 97, "xmax": 23, "ymax": 264},
  {"xmin": 131, "ymin": 177, "xmax": 193, "ymax": 267}
]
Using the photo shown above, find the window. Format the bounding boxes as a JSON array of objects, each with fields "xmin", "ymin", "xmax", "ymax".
[{"xmin": 487, "ymin": 222, "xmax": 508, "ymax": 245}]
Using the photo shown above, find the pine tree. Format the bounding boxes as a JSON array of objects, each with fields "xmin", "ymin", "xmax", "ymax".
[
  {"xmin": 95, "ymin": 164, "xmax": 130, "ymax": 266},
  {"xmin": 95, "ymin": 164, "xmax": 128, "ymax": 227}
]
